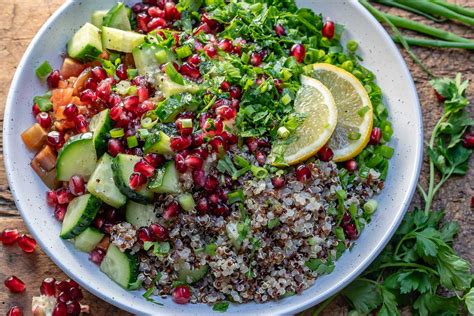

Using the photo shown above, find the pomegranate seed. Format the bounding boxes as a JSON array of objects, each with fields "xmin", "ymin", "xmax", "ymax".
[
  {"xmin": 89, "ymin": 248, "xmax": 106, "ymax": 265},
  {"xmin": 345, "ymin": 159, "xmax": 358, "ymax": 171},
  {"xmin": 46, "ymin": 191, "xmax": 58, "ymax": 207},
  {"xmin": 7, "ymin": 306, "xmax": 23, "ymax": 316},
  {"xmin": 342, "ymin": 213, "xmax": 352, "ymax": 225},
  {"xmin": 191, "ymin": 170, "xmax": 206, "ymax": 188},
  {"xmin": 67, "ymin": 278, "xmax": 79, "ymax": 288},
  {"xmin": 196, "ymin": 198, "xmax": 209, "ymax": 215},
  {"xmin": 4, "ymin": 276, "xmax": 25, "ymax": 293},
  {"xmin": 108, "ymin": 139, "xmax": 125, "ymax": 157},
  {"xmin": 137, "ymin": 86, "xmax": 149, "ymax": 103},
  {"xmin": 274, "ymin": 24, "xmax": 286, "ymax": 36},
  {"xmin": 91, "ymin": 67, "xmax": 107, "ymax": 82},
  {"xmin": 296, "ymin": 165, "xmax": 311, "ymax": 182},
  {"xmin": 322, "ymin": 20, "xmax": 335, "ymax": 39},
  {"xmin": 163, "ymin": 201, "xmax": 180, "ymax": 220},
  {"xmin": 132, "ymin": 3, "xmax": 149, "ymax": 13},
  {"xmin": 175, "ymin": 153, "xmax": 187, "ymax": 173},
  {"xmin": 229, "ymin": 86, "xmax": 242, "ymax": 99},
  {"xmin": 176, "ymin": 119, "xmax": 193, "ymax": 136},
  {"xmin": 291, "ymin": 44, "xmax": 306, "ymax": 63},
  {"xmin": 318, "ymin": 146, "xmax": 334, "ymax": 162},
  {"xmin": 274, "ymin": 79, "xmax": 284, "ymax": 93},
  {"xmin": 69, "ymin": 175, "xmax": 85, "ymax": 196},
  {"xmin": 36, "ymin": 112, "xmax": 51, "ymax": 129},
  {"xmin": 52, "ymin": 302, "xmax": 67, "ymax": 316},
  {"xmin": 56, "ymin": 188, "xmax": 71, "ymax": 205},
  {"xmin": 213, "ymin": 203, "xmax": 229, "ymax": 217},
  {"xmin": 40, "ymin": 277, "xmax": 56, "ymax": 296},
  {"xmin": 172, "ymin": 285, "xmax": 191, "ymax": 304},
  {"xmin": 97, "ymin": 80, "xmax": 112, "ymax": 101},
  {"xmin": 220, "ymin": 81, "xmax": 231, "ymax": 91},
  {"xmin": 192, "ymin": 133, "xmax": 204, "ymax": 147},
  {"xmin": 250, "ymin": 52, "xmax": 263, "ymax": 66},
  {"xmin": 209, "ymin": 193, "xmax": 220, "ymax": 205},
  {"xmin": 148, "ymin": 6, "xmax": 164, "ymax": 18},
  {"xmin": 218, "ymin": 39, "xmax": 233, "ymax": 52},
  {"xmin": 69, "ymin": 287, "xmax": 83, "ymax": 301},
  {"xmin": 143, "ymin": 153, "xmax": 163, "ymax": 168},
  {"xmin": 137, "ymin": 13, "xmax": 150, "ymax": 32},
  {"xmin": 271, "ymin": 177, "xmax": 285, "ymax": 189},
  {"xmin": 255, "ymin": 151, "xmax": 266, "ymax": 166},
  {"xmin": 203, "ymin": 118, "xmax": 224, "ymax": 135},
  {"xmin": 85, "ymin": 78, "xmax": 98, "ymax": 91},
  {"xmin": 57, "ymin": 291, "xmax": 71, "ymax": 303},
  {"xmin": 148, "ymin": 17, "xmax": 167, "ymax": 30},
  {"xmin": 185, "ymin": 155, "xmax": 203, "ymax": 170},
  {"xmin": 114, "ymin": 64, "xmax": 127, "ymax": 81},
  {"xmin": 109, "ymin": 105, "xmax": 123, "ymax": 121},
  {"xmin": 462, "ymin": 132, "xmax": 474, "ymax": 148},
  {"xmin": 209, "ymin": 136, "xmax": 227, "ymax": 155},
  {"xmin": 150, "ymin": 224, "xmax": 168, "ymax": 241},
  {"xmin": 221, "ymin": 131, "xmax": 238, "ymax": 145},
  {"xmin": 123, "ymin": 95, "xmax": 140, "ymax": 112},
  {"xmin": 246, "ymin": 138, "xmax": 258, "ymax": 152},
  {"xmin": 134, "ymin": 160, "xmax": 155, "ymax": 178},
  {"xmin": 54, "ymin": 204, "xmax": 67, "ymax": 222},
  {"xmin": 56, "ymin": 280, "xmax": 71, "ymax": 292},
  {"xmin": 180, "ymin": 63, "xmax": 200, "ymax": 79},
  {"xmin": 47, "ymin": 131, "xmax": 64, "ymax": 148},
  {"xmin": 32, "ymin": 104, "xmax": 41, "ymax": 116},
  {"xmin": 79, "ymin": 89, "xmax": 97, "ymax": 104},
  {"xmin": 204, "ymin": 175, "xmax": 218, "ymax": 192},
  {"xmin": 187, "ymin": 54, "xmax": 201, "ymax": 65},
  {"xmin": 164, "ymin": 2, "xmax": 180, "ymax": 20},
  {"xmin": 17, "ymin": 234, "xmax": 36, "ymax": 253},
  {"xmin": 47, "ymin": 70, "xmax": 61, "ymax": 89},
  {"xmin": 170, "ymin": 136, "xmax": 192, "ymax": 151},
  {"xmin": 66, "ymin": 300, "xmax": 81, "ymax": 315},
  {"xmin": 74, "ymin": 115, "xmax": 88, "ymax": 133},
  {"xmin": 137, "ymin": 227, "xmax": 154, "ymax": 242},
  {"xmin": 1, "ymin": 229, "xmax": 19, "ymax": 245},
  {"xmin": 344, "ymin": 223, "xmax": 358, "ymax": 240},
  {"xmin": 370, "ymin": 127, "xmax": 382, "ymax": 145},
  {"xmin": 204, "ymin": 44, "xmax": 218, "ymax": 58},
  {"xmin": 129, "ymin": 173, "xmax": 147, "ymax": 190}
]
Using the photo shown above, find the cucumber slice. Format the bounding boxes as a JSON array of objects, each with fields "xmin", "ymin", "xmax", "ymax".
[
  {"xmin": 89, "ymin": 109, "xmax": 112, "ymax": 156},
  {"xmin": 91, "ymin": 10, "xmax": 108, "ymax": 27},
  {"xmin": 74, "ymin": 227, "xmax": 104, "ymax": 252},
  {"xmin": 103, "ymin": 2, "xmax": 132, "ymax": 31},
  {"xmin": 100, "ymin": 245, "xmax": 138, "ymax": 289},
  {"xmin": 144, "ymin": 131, "xmax": 173, "ymax": 155},
  {"xmin": 177, "ymin": 261, "xmax": 209, "ymax": 284},
  {"xmin": 67, "ymin": 23, "xmax": 103, "ymax": 62},
  {"xmin": 132, "ymin": 43, "xmax": 174, "ymax": 75},
  {"xmin": 87, "ymin": 154, "xmax": 127, "ymax": 208},
  {"xmin": 148, "ymin": 161, "xmax": 181, "ymax": 195},
  {"xmin": 56, "ymin": 133, "xmax": 97, "ymax": 181},
  {"xmin": 102, "ymin": 27, "xmax": 145, "ymax": 53},
  {"xmin": 60, "ymin": 194, "xmax": 102, "ymax": 239},
  {"xmin": 178, "ymin": 193, "xmax": 195, "ymax": 211},
  {"xmin": 125, "ymin": 201, "xmax": 156, "ymax": 228},
  {"xmin": 112, "ymin": 154, "xmax": 154, "ymax": 203}
]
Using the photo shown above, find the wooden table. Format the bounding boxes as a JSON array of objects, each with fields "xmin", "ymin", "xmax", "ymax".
[{"xmin": 1, "ymin": 1, "xmax": 472, "ymax": 315}]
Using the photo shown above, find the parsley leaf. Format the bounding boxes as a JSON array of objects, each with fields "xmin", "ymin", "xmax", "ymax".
[{"xmin": 212, "ymin": 301, "xmax": 230, "ymax": 312}]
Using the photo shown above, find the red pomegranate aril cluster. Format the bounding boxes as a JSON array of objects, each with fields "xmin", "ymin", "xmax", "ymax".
[
  {"xmin": 129, "ymin": 172, "xmax": 147, "ymax": 190},
  {"xmin": 170, "ymin": 136, "xmax": 192, "ymax": 151},
  {"xmin": 370, "ymin": 127, "xmax": 382, "ymax": 145},
  {"xmin": 290, "ymin": 44, "xmax": 306, "ymax": 63},
  {"xmin": 69, "ymin": 175, "xmax": 86, "ymax": 196},
  {"xmin": 80, "ymin": 89, "xmax": 97, "ymax": 104},
  {"xmin": 322, "ymin": 20, "xmax": 335, "ymax": 39},
  {"xmin": 17, "ymin": 234, "xmax": 37, "ymax": 253},
  {"xmin": 250, "ymin": 52, "xmax": 263, "ymax": 66},
  {"xmin": 296, "ymin": 165, "xmax": 312, "ymax": 182},
  {"xmin": 1, "ymin": 228, "xmax": 20, "ymax": 245},
  {"xmin": 134, "ymin": 160, "xmax": 156, "ymax": 178},
  {"xmin": 4, "ymin": 275, "xmax": 26, "ymax": 293},
  {"xmin": 180, "ymin": 63, "xmax": 201, "ymax": 79},
  {"xmin": 7, "ymin": 306, "xmax": 23, "ymax": 316},
  {"xmin": 172, "ymin": 285, "xmax": 191, "ymax": 304}
]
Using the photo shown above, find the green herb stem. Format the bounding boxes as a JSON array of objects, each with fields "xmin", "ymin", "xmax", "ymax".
[
  {"xmin": 392, "ymin": 36, "xmax": 474, "ymax": 49},
  {"xmin": 372, "ymin": 0, "xmax": 446, "ymax": 22},
  {"xmin": 429, "ymin": 0, "xmax": 474, "ymax": 18},
  {"xmin": 364, "ymin": 262, "xmax": 440, "ymax": 276},
  {"xmin": 395, "ymin": 0, "xmax": 474, "ymax": 26}
]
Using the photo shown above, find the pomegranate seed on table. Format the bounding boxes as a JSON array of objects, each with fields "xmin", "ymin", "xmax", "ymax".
[
  {"xmin": 52, "ymin": 302, "xmax": 67, "ymax": 316},
  {"xmin": 46, "ymin": 190, "xmax": 58, "ymax": 207},
  {"xmin": 170, "ymin": 136, "xmax": 192, "ymax": 151},
  {"xmin": 296, "ymin": 165, "xmax": 312, "ymax": 182},
  {"xmin": 250, "ymin": 52, "xmax": 263, "ymax": 66},
  {"xmin": 345, "ymin": 159, "xmax": 358, "ymax": 171},
  {"xmin": 1, "ymin": 228, "xmax": 19, "ymax": 245},
  {"xmin": 66, "ymin": 300, "xmax": 81, "ymax": 315},
  {"xmin": 370, "ymin": 127, "xmax": 382, "ymax": 145},
  {"xmin": 36, "ymin": 112, "xmax": 52, "ymax": 129},
  {"xmin": 4, "ymin": 276, "xmax": 26, "ymax": 293},
  {"xmin": 69, "ymin": 175, "xmax": 85, "ymax": 196},
  {"xmin": 89, "ymin": 248, "xmax": 106, "ymax": 265},
  {"xmin": 274, "ymin": 24, "xmax": 286, "ymax": 36},
  {"xmin": 79, "ymin": 89, "xmax": 97, "ymax": 104},
  {"xmin": 47, "ymin": 70, "xmax": 61, "ymax": 89},
  {"xmin": 137, "ymin": 227, "xmax": 154, "ymax": 242},
  {"xmin": 6, "ymin": 306, "xmax": 23, "ymax": 316},
  {"xmin": 163, "ymin": 201, "xmax": 180, "ymax": 219},
  {"xmin": 463, "ymin": 132, "xmax": 474, "ymax": 148},
  {"xmin": 56, "ymin": 188, "xmax": 71, "ymax": 205},
  {"xmin": 108, "ymin": 139, "xmax": 125, "ymax": 157},
  {"xmin": 196, "ymin": 197, "xmax": 209, "ymax": 215},
  {"xmin": 17, "ymin": 234, "xmax": 36, "ymax": 253},
  {"xmin": 129, "ymin": 173, "xmax": 147, "ymax": 190},
  {"xmin": 40, "ymin": 277, "xmax": 56, "ymax": 296},
  {"xmin": 54, "ymin": 204, "xmax": 67, "ymax": 222},
  {"xmin": 290, "ymin": 44, "xmax": 306, "ymax": 63},
  {"xmin": 322, "ymin": 20, "xmax": 335, "ymax": 39},
  {"xmin": 271, "ymin": 177, "xmax": 286, "ymax": 189},
  {"xmin": 150, "ymin": 224, "xmax": 169, "ymax": 241},
  {"xmin": 172, "ymin": 285, "xmax": 191, "ymax": 304},
  {"xmin": 318, "ymin": 146, "xmax": 334, "ymax": 162}
]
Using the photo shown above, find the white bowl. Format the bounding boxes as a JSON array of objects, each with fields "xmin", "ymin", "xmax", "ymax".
[{"xmin": 3, "ymin": 0, "xmax": 423, "ymax": 315}]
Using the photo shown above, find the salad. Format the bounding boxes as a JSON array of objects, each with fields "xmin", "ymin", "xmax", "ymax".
[{"xmin": 21, "ymin": 0, "xmax": 394, "ymax": 310}]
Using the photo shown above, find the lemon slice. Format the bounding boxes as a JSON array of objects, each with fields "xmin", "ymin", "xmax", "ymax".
[
  {"xmin": 276, "ymin": 75, "xmax": 338, "ymax": 165},
  {"xmin": 310, "ymin": 63, "xmax": 373, "ymax": 162}
]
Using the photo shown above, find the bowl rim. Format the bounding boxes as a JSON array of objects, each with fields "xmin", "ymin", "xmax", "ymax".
[{"xmin": 3, "ymin": 0, "xmax": 423, "ymax": 314}]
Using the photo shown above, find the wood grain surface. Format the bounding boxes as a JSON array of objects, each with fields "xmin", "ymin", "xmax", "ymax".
[{"xmin": 0, "ymin": 1, "xmax": 472, "ymax": 315}]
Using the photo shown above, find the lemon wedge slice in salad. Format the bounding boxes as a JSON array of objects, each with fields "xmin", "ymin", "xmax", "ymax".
[
  {"xmin": 309, "ymin": 63, "xmax": 373, "ymax": 162},
  {"xmin": 273, "ymin": 75, "xmax": 338, "ymax": 166}
]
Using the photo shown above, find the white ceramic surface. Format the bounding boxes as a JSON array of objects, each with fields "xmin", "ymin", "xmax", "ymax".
[{"xmin": 3, "ymin": 0, "xmax": 423, "ymax": 315}]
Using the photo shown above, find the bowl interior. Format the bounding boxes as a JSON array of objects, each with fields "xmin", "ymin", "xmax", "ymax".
[{"xmin": 3, "ymin": 0, "xmax": 422, "ymax": 314}]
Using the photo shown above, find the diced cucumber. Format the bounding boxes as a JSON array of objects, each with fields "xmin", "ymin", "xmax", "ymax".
[
  {"xmin": 112, "ymin": 154, "xmax": 154, "ymax": 203},
  {"xmin": 100, "ymin": 245, "xmax": 138, "ymax": 289},
  {"xmin": 60, "ymin": 194, "xmax": 102, "ymax": 239},
  {"xmin": 132, "ymin": 43, "xmax": 174, "ymax": 75},
  {"xmin": 102, "ymin": 27, "xmax": 145, "ymax": 53},
  {"xmin": 89, "ymin": 109, "xmax": 112, "ymax": 156},
  {"xmin": 91, "ymin": 10, "xmax": 108, "ymax": 27},
  {"xmin": 87, "ymin": 154, "xmax": 127, "ymax": 208},
  {"xmin": 178, "ymin": 193, "xmax": 195, "ymax": 211},
  {"xmin": 67, "ymin": 23, "xmax": 103, "ymax": 62},
  {"xmin": 148, "ymin": 161, "xmax": 181, "ymax": 195},
  {"xmin": 157, "ymin": 75, "xmax": 200, "ymax": 98},
  {"xmin": 102, "ymin": 2, "xmax": 132, "ymax": 31},
  {"xmin": 144, "ymin": 131, "xmax": 173, "ymax": 155},
  {"xmin": 177, "ymin": 261, "xmax": 209, "ymax": 284},
  {"xmin": 56, "ymin": 133, "xmax": 97, "ymax": 181},
  {"xmin": 74, "ymin": 227, "xmax": 104, "ymax": 252},
  {"xmin": 125, "ymin": 201, "xmax": 156, "ymax": 228}
]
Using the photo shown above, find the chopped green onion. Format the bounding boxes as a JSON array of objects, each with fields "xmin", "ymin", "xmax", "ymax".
[
  {"xmin": 205, "ymin": 243, "xmax": 217, "ymax": 256},
  {"xmin": 127, "ymin": 135, "xmax": 139, "ymax": 148},
  {"xmin": 127, "ymin": 68, "xmax": 139, "ymax": 79},
  {"xmin": 35, "ymin": 61, "xmax": 52, "ymax": 80},
  {"xmin": 175, "ymin": 45, "xmax": 193, "ymax": 59},
  {"xmin": 250, "ymin": 165, "xmax": 268, "ymax": 179},
  {"xmin": 110, "ymin": 128, "xmax": 125, "ymax": 138},
  {"xmin": 181, "ymin": 118, "xmax": 193, "ymax": 128},
  {"xmin": 155, "ymin": 50, "xmax": 170, "ymax": 64},
  {"xmin": 234, "ymin": 155, "xmax": 251, "ymax": 168},
  {"xmin": 335, "ymin": 227, "xmax": 346, "ymax": 241},
  {"xmin": 141, "ymin": 117, "xmax": 158, "ymax": 129},
  {"xmin": 281, "ymin": 68, "xmax": 292, "ymax": 81},
  {"xmin": 281, "ymin": 94, "xmax": 292, "ymax": 105},
  {"xmin": 336, "ymin": 189, "xmax": 347, "ymax": 200},
  {"xmin": 227, "ymin": 189, "xmax": 245, "ymax": 204},
  {"xmin": 346, "ymin": 40, "xmax": 359, "ymax": 52},
  {"xmin": 277, "ymin": 126, "xmax": 290, "ymax": 139},
  {"xmin": 165, "ymin": 62, "xmax": 185, "ymax": 85},
  {"xmin": 378, "ymin": 145, "xmax": 394, "ymax": 159},
  {"xmin": 115, "ymin": 80, "xmax": 132, "ymax": 95},
  {"xmin": 366, "ymin": 153, "xmax": 384, "ymax": 168},
  {"xmin": 341, "ymin": 60, "xmax": 354, "ymax": 72},
  {"xmin": 128, "ymin": 85, "xmax": 138, "ymax": 96},
  {"xmin": 348, "ymin": 203, "xmax": 357, "ymax": 218},
  {"xmin": 363, "ymin": 199, "xmax": 378, "ymax": 214}
]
